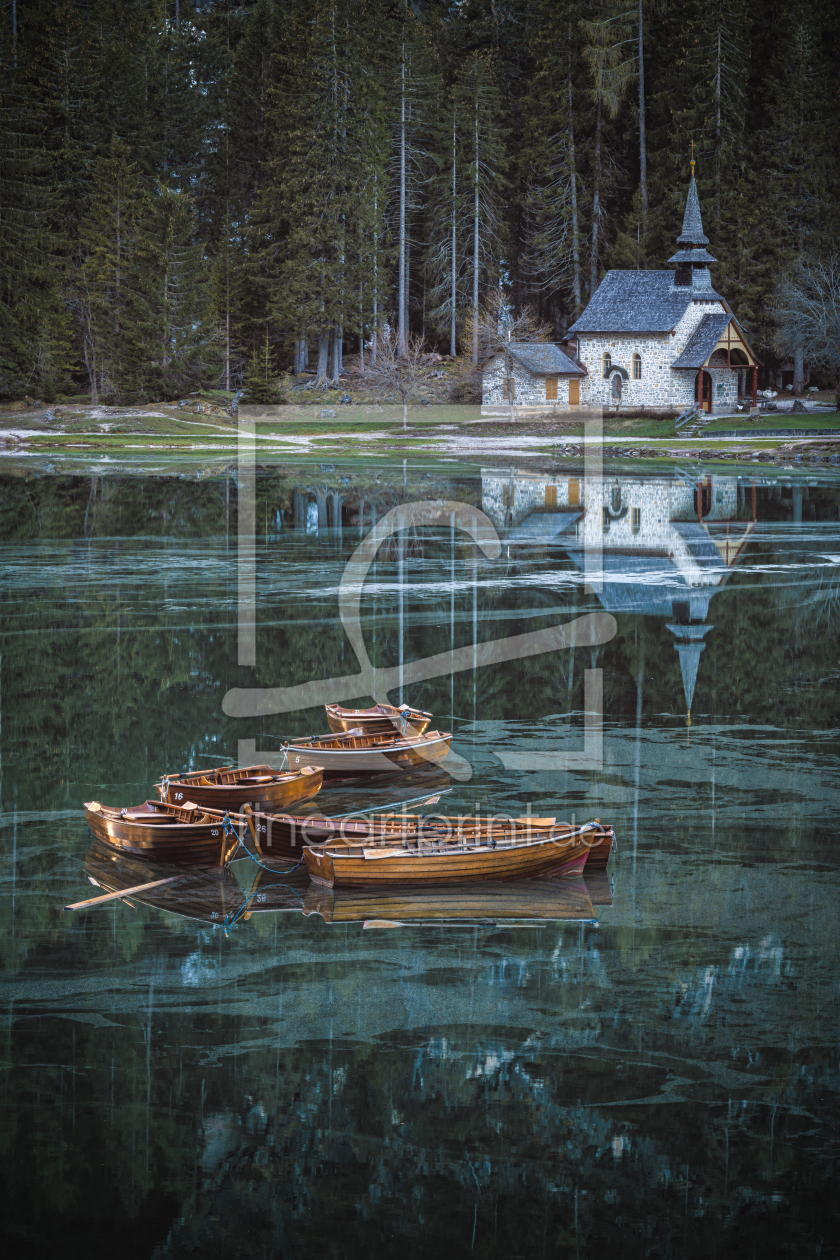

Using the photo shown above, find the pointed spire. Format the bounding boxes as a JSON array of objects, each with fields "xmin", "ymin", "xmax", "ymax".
[
  {"xmin": 665, "ymin": 622, "xmax": 713, "ymax": 714},
  {"xmin": 677, "ymin": 155, "xmax": 709, "ymax": 246},
  {"xmin": 671, "ymin": 638, "xmax": 706, "ymax": 710}
]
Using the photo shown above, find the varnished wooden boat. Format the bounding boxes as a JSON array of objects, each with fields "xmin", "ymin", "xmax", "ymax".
[
  {"xmin": 584, "ymin": 828, "xmax": 614, "ymax": 868},
  {"xmin": 284, "ymin": 728, "xmax": 452, "ymax": 778},
  {"xmin": 302, "ymin": 877, "xmax": 596, "ymax": 924},
  {"xmin": 243, "ymin": 806, "xmax": 614, "ymax": 868},
  {"xmin": 301, "ymin": 817, "xmax": 614, "ymax": 887},
  {"xmin": 84, "ymin": 798, "xmax": 245, "ymax": 865},
  {"xmin": 156, "ymin": 762, "xmax": 322, "ymax": 812},
  {"xmin": 325, "ymin": 702, "xmax": 432, "ymax": 737}
]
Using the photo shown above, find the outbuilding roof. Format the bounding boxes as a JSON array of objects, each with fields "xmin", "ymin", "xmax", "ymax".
[
  {"xmin": 486, "ymin": 342, "xmax": 585, "ymax": 376},
  {"xmin": 566, "ymin": 271, "xmax": 726, "ymax": 335}
]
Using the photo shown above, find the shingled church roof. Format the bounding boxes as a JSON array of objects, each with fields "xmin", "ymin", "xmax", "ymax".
[{"xmin": 566, "ymin": 272, "xmax": 725, "ymax": 335}]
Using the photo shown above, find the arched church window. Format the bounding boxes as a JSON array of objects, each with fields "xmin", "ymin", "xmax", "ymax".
[
  {"xmin": 602, "ymin": 353, "xmax": 612, "ymax": 379},
  {"xmin": 633, "ymin": 354, "xmax": 642, "ymax": 380}
]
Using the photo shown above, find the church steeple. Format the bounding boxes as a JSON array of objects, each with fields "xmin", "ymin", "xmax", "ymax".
[
  {"xmin": 677, "ymin": 171, "xmax": 709, "ymax": 246},
  {"xmin": 668, "ymin": 152, "xmax": 717, "ymax": 288}
]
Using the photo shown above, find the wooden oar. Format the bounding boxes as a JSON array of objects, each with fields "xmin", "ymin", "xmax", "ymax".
[{"xmin": 64, "ymin": 874, "xmax": 187, "ymax": 912}]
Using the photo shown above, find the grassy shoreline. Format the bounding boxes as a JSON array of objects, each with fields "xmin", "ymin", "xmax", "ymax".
[{"xmin": 2, "ymin": 397, "xmax": 839, "ymax": 470}]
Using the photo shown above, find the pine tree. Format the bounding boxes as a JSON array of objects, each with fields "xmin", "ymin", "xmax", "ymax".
[
  {"xmin": 242, "ymin": 331, "xmax": 283, "ymax": 404},
  {"xmin": 134, "ymin": 184, "xmax": 214, "ymax": 399},
  {"xmin": 453, "ymin": 52, "xmax": 510, "ymax": 363},
  {"xmin": 75, "ymin": 135, "xmax": 145, "ymax": 402},
  {"xmin": 423, "ymin": 92, "xmax": 473, "ymax": 355},
  {"xmin": 257, "ymin": 0, "xmax": 390, "ymax": 385},
  {"xmin": 0, "ymin": 32, "xmax": 69, "ymax": 394},
  {"xmin": 516, "ymin": 0, "xmax": 586, "ymax": 330}
]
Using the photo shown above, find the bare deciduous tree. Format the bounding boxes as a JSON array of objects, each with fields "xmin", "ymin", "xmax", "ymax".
[
  {"xmin": 774, "ymin": 258, "xmax": 840, "ymax": 389},
  {"xmin": 367, "ymin": 326, "xmax": 430, "ymax": 429}
]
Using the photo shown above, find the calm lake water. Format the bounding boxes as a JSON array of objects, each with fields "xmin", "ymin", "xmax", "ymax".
[{"xmin": 1, "ymin": 458, "xmax": 839, "ymax": 1257}]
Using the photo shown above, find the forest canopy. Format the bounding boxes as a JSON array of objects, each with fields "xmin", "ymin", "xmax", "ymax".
[{"xmin": 0, "ymin": 0, "xmax": 837, "ymax": 401}]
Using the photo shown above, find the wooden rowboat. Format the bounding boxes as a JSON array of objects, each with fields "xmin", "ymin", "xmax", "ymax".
[
  {"xmin": 242, "ymin": 806, "xmax": 614, "ymax": 869},
  {"xmin": 84, "ymin": 798, "xmax": 244, "ymax": 865},
  {"xmin": 303, "ymin": 819, "xmax": 606, "ymax": 887},
  {"xmin": 302, "ymin": 877, "xmax": 597, "ymax": 924},
  {"xmin": 284, "ymin": 728, "xmax": 452, "ymax": 778},
  {"xmin": 155, "ymin": 762, "xmax": 322, "ymax": 812},
  {"xmin": 325, "ymin": 702, "xmax": 432, "ymax": 737},
  {"xmin": 243, "ymin": 805, "xmax": 612, "ymax": 864}
]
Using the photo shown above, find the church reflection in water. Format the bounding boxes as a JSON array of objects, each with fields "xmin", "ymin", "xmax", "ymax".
[{"xmin": 482, "ymin": 468, "xmax": 759, "ymax": 722}]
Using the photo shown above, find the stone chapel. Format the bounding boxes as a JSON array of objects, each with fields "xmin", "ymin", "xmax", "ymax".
[{"xmin": 481, "ymin": 162, "xmax": 760, "ymax": 415}]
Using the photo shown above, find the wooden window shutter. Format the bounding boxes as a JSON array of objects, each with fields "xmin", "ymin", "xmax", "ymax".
[
  {"xmin": 569, "ymin": 379, "xmax": 580, "ymax": 405},
  {"xmin": 545, "ymin": 485, "xmax": 557, "ymax": 507},
  {"xmin": 568, "ymin": 478, "xmax": 580, "ymax": 507},
  {"xmin": 503, "ymin": 378, "xmax": 515, "ymax": 400},
  {"xmin": 545, "ymin": 377, "xmax": 558, "ymax": 401}
]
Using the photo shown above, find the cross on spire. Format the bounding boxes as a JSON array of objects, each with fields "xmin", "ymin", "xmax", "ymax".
[{"xmin": 690, "ymin": 139, "xmax": 696, "ymax": 169}]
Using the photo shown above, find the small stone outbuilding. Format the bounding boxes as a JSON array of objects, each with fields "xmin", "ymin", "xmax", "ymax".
[{"xmin": 481, "ymin": 342, "xmax": 585, "ymax": 411}]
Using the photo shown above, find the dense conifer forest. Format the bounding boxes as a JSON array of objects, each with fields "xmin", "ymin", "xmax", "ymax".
[{"xmin": 1, "ymin": 0, "xmax": 837, "ymax": 401}]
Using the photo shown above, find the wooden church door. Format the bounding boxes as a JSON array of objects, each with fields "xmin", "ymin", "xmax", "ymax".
[{"xmin": 696, "ymin": 370, "xmax": 713, "ymax": 412}]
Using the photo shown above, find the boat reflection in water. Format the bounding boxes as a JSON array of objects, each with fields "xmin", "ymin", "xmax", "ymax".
[
  {"xmin": 83, "ymin": 838, "xmax": 611, "ymax": 930},
  {"xmin": 302, "ymin": 876, "xmax": 600, "ymax": 926}
]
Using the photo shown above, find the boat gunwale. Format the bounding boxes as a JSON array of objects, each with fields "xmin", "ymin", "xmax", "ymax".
[
  {"xmin": 304, "ymin": 823, "xmax": 608, "ymax": 861},
  {"xmin": 286, "ymin": 730, "xmax": 451, "ymax": 755}
]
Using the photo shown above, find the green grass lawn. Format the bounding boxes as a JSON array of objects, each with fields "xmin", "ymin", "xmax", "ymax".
[{"xmin": 701, "ymin": 413, "xmax": 840, "ymax": 433}]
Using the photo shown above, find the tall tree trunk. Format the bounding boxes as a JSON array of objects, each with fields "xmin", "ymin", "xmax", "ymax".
[
  {"xmin": 638, "ymin": 0, "xmax": 647, "ymax": 233},
  {"xmin": 328, "ymin": 325, "xmax": 340, "ymax": 382},
  {"xmin": 225, "ymin": 311, "xmax": 230, "ymax": 390},
  {"xmin": 359, "ymin": 283, "xmax": 365, "ymax": 374},
  {"xmin": 567, "ymin": 54, "xmax": 581, "ymax": 313},
  {"xmin": 398, "ymin": 31, "xmax": 408, "ymax": 355},
  {"xmin": 372, "ymin": 184, "xmax": 378, "ymax": 366},
  {"xmin": 506, "ymin": 345, "xmax": 515, "ymax": 425},
  {"xmin": 590, "ymin": 99, "xmax": 602, "ymax": 296},
  {"xmin": 317, "ymin": 329, "xmax": 330, "ymax": 381},
  {"xmin": 115, "ymin": 206, "xmax": 121, "ymax": 338},
  {"xmin": 472, "ymin": 101, "xmax": 479, "ymax": 365},
  {"xmin": 793, "ymin": 345, "xmax": 804, "ymax": 393},
  {"xmin": 715, "ymin": 20, "xmax": 721, "ymax": 219},
  {"xmin": 450, "ymin": 106, "xmax": 457, "ymax": 356}
]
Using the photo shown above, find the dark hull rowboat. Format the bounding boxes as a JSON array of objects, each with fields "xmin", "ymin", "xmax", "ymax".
[
  {"xmin": 243, "ymin": 807, "xmax": 614, "ymax": 868},
  {"xmin": 156, "ymin": 763, "xmax": 322, "ymax": 812},
  {"xmin": 84, "ymin": 798, "xmax": 244, "ymax": 865},
  {"xmin": 325, "ymin": 702, "xmax": 432, "ymax": 737},
  {"xmin": 303, "ymin": 821, "xmax": 603, "ymax": 887},
  {"xmin": 302, "ymin": 877, "xmax": 596, "ymax": 924},
  {"xmin": 285, "ymin": 729, "xmax": 451, "ymax": 778}
]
